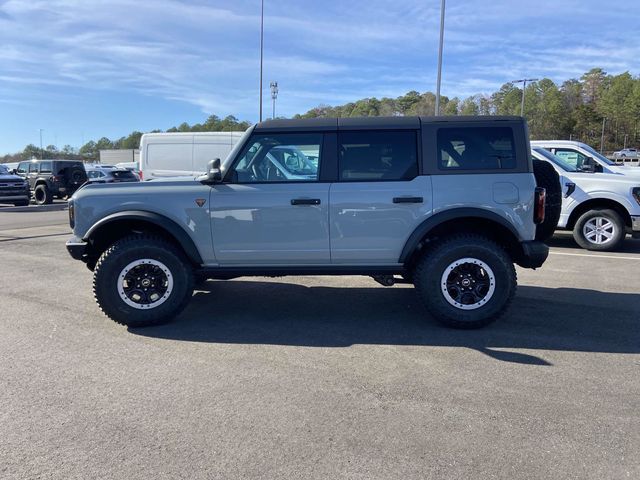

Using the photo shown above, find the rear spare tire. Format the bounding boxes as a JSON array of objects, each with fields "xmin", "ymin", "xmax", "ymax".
[{"xmin": 532, "ymin": 159, "xmax": 561, "ymax": 242}]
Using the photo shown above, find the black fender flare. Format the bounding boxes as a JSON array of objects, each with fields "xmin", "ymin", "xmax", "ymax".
[
  {"xmin": 83, "ymin": 210, "xmax": 203, "ymax": 264},
  {"xmin": 399, "ymin": 208, "xmax": 523, "ymax": 263}
]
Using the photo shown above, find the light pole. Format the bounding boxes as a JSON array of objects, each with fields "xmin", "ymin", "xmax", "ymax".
[
  {"xmin": 259, "ymin": 0, "xmax": 264, "ymax": 122},
  {"xmin": 434, "ymin": 0, "xmax": 446, "ymax": 115},
  {"xmin": 39, "ymin": 129, "xmax": 44, "ymax": 159},
  {"xmin": 511, "ymin": 78, "xmax": 538, "ymax": 116},
  {"xmin": 270, "ymin": 81, "xmax": 278, "ymax": 119}
]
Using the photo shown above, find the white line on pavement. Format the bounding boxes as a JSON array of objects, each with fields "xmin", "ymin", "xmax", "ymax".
[{"xmin": 549, "ymin": 251, "xmax": 640, "ymax": 261}]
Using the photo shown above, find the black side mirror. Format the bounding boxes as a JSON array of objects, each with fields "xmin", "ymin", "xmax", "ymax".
[
  {"xmin": 579, "ymin": 163, "xmax": 595, "ymax": 173},
  {"xmin": 204, "ymin": 158, "xmax": 222, "ymax": 183}
]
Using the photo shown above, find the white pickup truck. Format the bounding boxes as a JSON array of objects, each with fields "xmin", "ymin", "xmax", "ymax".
[{"xmin": 531, "ymin": 147, "xmax": 640, "ymax": 251}]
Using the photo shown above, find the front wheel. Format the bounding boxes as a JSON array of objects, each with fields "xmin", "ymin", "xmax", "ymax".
[
  {"xmin": 573, "ymin": 209, "xmax": 625, "ymax": 251},
  {"xmin": 93, "ymin": 235, "xmax": 194, "ymax": 327},
  {"xmin": 413, "ymin": 235, "xmax": 517, "ymax": 329}
]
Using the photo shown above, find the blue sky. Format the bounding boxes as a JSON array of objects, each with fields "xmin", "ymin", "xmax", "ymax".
[{"xmin": 1, "ymin": 0, "xmax": 639, "ymax": 154}]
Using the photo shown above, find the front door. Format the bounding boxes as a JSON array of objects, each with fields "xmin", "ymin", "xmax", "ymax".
[{"xmin": 210, "ymin": 132, "xmax": 330, "ymax": 265}]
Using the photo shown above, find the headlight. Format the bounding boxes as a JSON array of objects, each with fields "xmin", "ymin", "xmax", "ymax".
[{"xmin": 633, "ymin": 187, "xmax": 640, "ymax": 206}]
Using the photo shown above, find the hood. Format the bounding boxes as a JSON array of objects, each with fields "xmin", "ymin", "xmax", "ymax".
[{"xmin": 0, "ymin": 172, "xmax": 26, "ymax": 182}]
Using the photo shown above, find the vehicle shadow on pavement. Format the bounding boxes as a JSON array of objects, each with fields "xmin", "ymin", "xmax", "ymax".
[{"xmin": 131, "ymin": 281, "xmax": 640, "ymax": 366}]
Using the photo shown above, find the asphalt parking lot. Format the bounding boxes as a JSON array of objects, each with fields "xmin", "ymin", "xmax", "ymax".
[{"xmin": 1, "ymin": 208, "xmax": 638, "ymax": 479}]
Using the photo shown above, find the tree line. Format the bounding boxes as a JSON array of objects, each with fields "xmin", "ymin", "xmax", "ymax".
[
  {"xmin": 3, "ymin": 68, "xmax": 638, "ymax": 163},
  {"xmin": 296, "ymin": 68, "xmax": 640, "ymax": 152}
]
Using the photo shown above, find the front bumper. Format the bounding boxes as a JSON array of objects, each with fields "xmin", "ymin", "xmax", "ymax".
[
  {"xmin": 517, "ymin": 240, "xmax": 549, "ymax": 269},
  {"xmin": 66, "ymin": 235, "xmax": 87, "ymax": 260},
  {"xmin": 0, "ymin": 194, "xmax": 29, "ymax": 203}
]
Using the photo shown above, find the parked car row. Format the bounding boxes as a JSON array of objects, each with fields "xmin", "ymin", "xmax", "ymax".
[{"xmin": 0, "ymin": 160, "xmax": 141, "ymax": 206}]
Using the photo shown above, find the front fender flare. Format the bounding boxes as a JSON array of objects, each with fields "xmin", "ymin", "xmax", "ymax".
[{"xmin": 83, "ymin": 210, "xmax": 203, "ymax": 265}]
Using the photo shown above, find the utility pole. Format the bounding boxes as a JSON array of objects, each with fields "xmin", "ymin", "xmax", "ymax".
[
  {"xmin": 259, "ymin": 0, "xmax": 264, "ymax": 122},
  {"xmin": 623, "ymin": 133, "xmax": 628, "ymax": 149},
  {"xmin": 434, "ymin": 0, "xmax": 446, "ymax": 115},
  {"xmin": 511, "ymin": 78, "xmax": 538, "ymax": 117},
  {"xmin": 39, "ymin": 129, "xmax": 44, "ymax": 160},
  {"xmin": 270, "ymin": 81, "xmax": 278, "ymax": 119},
  {"xmin": 600, "ymin": 117, "xmax": 606, "ymax": 153}
]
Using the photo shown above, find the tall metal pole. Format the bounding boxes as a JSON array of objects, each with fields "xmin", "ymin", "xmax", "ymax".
[
  {"xmin": 434, "ymin": 0, "xmax": 446, "ymax": 116},
  {"xmin": 270, "ymin": 81, "xmax": 278, "ymax": 119},
  {"xmin": 511, "ymin": 78, "xmax": 538, "ymax": 116},
  {"xmin": 39, "ymin": 129, "xmax": 43, "ymax": 159},
  {"xmin": 520, "ymin": 80, "xmax": 527, "ymax": 117},
  {"xmin": 600, "ymin": 117, "xmax": 606, "ymax": 153},
  {"xmin": 259, "ymin": 0, "xmax": 264, "ymax": 122}
]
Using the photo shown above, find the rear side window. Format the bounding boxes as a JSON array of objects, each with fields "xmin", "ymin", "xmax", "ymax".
[
  {"xmin": 437, "ymin": 127, "xmax": 516, "ymax": 170},
  {"xmin": 111, "ymin": 170, "xmax": 135, "ymax": 179},
  {"xmin": 338, "ymin": 130, "xmax": 418, "ymax": 181},
  {"xmin": 40, "ymin": 161, "xmax": 52, "ymax": 173}
]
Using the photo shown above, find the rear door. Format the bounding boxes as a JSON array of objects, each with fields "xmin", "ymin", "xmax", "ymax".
[
  {"xmin": 210, "ymin": 132, "xmax": 331, "ymax": 265},
  {"xmin": 329, "ymin": 126, "xmax": 432, "ymax": 264}
]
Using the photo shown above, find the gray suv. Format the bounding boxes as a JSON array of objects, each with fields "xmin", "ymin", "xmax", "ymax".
[{"xmin": 66, "ymin": 116, "xmax": 550, "ymax": 329}]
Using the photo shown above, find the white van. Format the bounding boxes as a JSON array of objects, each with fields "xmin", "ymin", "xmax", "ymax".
[{"xmin": 140, "ymin": 131, "xmax": 245, "ymax": 180}]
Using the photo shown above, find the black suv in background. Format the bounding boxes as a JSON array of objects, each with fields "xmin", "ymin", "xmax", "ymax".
[
  {"xmin": 0, "ymin": 164, "xmax": 30, "ymax": 206},
  {"xmin": 16, "ymin": 159, "xmax": 87, "ymax": 205}
]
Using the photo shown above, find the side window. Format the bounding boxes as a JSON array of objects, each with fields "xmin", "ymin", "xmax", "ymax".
[
  {"xmin": 29, "ymin": 163, "xmax": 39, "ymax": 173},
  {"xmin": 437, "ymin": 127, "xmax": 516, "ymax": 170},
  {"xmin": 338, "ymin": 130, "xmax": 417, "ymax": 181},
  {"xmin": 553, "ymin": 149, "xmax": 587, "ymax": 169},
  {"xmin": 40, "ymin": 161, "xmax": 52, "ymax": 173},
  {"xmin": 230, "ymin": 133, "xmax": 321, "ymax": 183},
  {"xmin": 17, "ymin": 162, "xmax": 28, "ymax": 174}
]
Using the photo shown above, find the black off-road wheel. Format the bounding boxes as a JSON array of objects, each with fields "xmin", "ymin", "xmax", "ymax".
[
  {"xmin": 413, "ymin": 235, "xmax": 517, "ymax": 329},
  {"xmin": 34, "ymin": 184, "xmax": 53, "ymax": 205},
  {"xmin": 573, "ymin": 208, "xmax": 625, "ymax": 251},
  {"xmin": 532, "ymin": 159, "xmax": 561, "ymax": 242},
  {"xmin": 93, "ymin": 235, "xmax": 194, "ymax": 327}
]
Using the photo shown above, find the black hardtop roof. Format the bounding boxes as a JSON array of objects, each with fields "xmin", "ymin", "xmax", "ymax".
[{"xmin": 254, "ymin": 115, "xmax": 523, "ymax": 132}]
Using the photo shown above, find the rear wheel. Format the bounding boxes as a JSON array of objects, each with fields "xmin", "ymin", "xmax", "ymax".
[
  {"xmin": 573, "ymin": 209, "xmax": 625, "ymax": 251},
  {"xmin": 93, "ymin": 235, "xmax": 194, "ymax": 327},
  {"xmin": 34, "ymin": 184, "xmax": 52, "ymax": 205},
  {"xmin": 413, "ymin": 235, "xmax": 516, "ymax": 329}
]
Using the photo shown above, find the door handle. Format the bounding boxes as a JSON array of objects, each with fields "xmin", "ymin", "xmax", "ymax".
[
  {"xmin": 393, "ymin": 196, "xmax": 423, "ymax": 204},
  {"xmin": 291, "ymin": 198, "xmax": 321, "ymax": 205}
]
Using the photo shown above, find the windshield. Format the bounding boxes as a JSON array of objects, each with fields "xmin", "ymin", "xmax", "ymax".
[
  {"xmin": 581, "ymin": 143, "xmax": 616, "ymax": 165},
  {"xmin": 221, "ymin": 126, "xmax": 254, "ymax": 171},
  {"xmin": 533, "ymin": 148, "xmax": 577, "ymax": 172},
  {"xmin": 0, "ymin": 165, "xmax": 8, "ymax": 174}
]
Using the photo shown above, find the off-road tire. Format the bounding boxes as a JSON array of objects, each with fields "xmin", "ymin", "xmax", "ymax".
[
  {"xmin": 93, "ymin": 235, "xmax": 194, "ymax": 327},
  {"xmin": 573, "ymin": 208, "xmax": 625, "ymax": 251},
  {"xmin": 34, "ymin": 184, "xmax": 52, "ymax": 205},
  {"xmin": 532, "ymin": 159, "xmax": 561, "ymax": 242},
  {"xmin": 413, "ymin": 234, "xmax": 517, "ymax": 329}
]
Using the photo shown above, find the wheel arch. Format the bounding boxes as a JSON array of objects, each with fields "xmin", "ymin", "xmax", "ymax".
[
  {"xmin": 83, "ymin": 211, "xmax": 203, "ymax": 266},
  {"xmin": 566, "ymin": 198, "xmax": 631, "ymax": 229},
  {"xmin": 400, "ymin": 208, "xmax": 525, "ymax": 267}
]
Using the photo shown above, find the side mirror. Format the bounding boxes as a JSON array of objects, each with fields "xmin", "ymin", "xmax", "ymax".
[
  {"xmin": 579, "ymin": 163, "xmax": 595, "ymax": 173},
  {"xmin": 10, "ymin": 169, "xmax": 17, "ymax": 174},
  {"xmin": 203, "ymin": 158, "xmax": 222, "ymax": 183}
]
